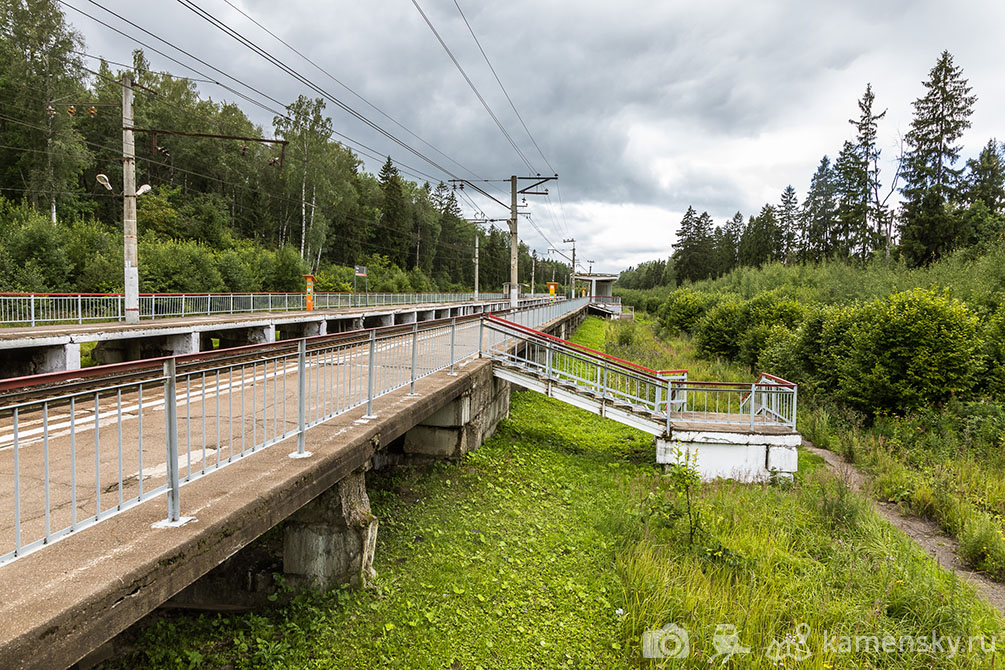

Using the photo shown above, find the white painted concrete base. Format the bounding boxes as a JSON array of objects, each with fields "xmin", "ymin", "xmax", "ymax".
[{"xmin": 656, "ymin": 431, "xmax": 801, "ymax": 482}]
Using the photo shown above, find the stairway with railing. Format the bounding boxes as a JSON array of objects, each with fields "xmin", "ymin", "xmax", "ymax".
[{"xmin": 481, "ymin": 314, "xmax": 797, "ymax": 435}]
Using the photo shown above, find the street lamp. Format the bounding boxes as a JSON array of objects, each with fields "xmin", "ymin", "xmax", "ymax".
[{"xmin": 97, "ymin": 174, "xmax": 151, "ymax": 320}]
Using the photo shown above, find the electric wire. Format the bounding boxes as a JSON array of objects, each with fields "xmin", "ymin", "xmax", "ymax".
[
  {"xmin": 172, "ymin": 0, "xmax": 459, "ymax": 178},
  {"xmin": 451, "ymin": 0, "xmax": 554, "ymax": 175},
  {"xmin": 0, "ymin": 107, "xmax": 534, "ymax": 258},
  {"xmin": 59, "ymin": 1, "xmax": 448, "ymax": 183},
  {"xmin": 409, "ymin": 0, "xmax": 534, "ymax": 173},
  {"xmin": 218, "ymin": 0, "xmax": 487, "ymax": 184}
]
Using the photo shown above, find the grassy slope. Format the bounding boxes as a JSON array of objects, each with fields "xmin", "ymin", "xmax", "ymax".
[
  {"xmin": 620, "ymin": 250, "xmax": 1005, "ymax": 582},
  {"xmin": 106, "ymin": 318, "xmax": 1003, "ymax": 669}
]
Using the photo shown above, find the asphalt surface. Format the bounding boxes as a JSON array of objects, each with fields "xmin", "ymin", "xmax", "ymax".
[{"xmin": 0, "ymin": 320, "xmax": 480, "ymax": 559}]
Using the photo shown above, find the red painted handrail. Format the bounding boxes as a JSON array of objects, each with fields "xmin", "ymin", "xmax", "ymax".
[{"xmin": 485, "ymin": 314, "xmax": 686, "ymax": 382}]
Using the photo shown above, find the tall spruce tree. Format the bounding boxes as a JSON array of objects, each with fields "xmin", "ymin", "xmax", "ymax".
[
  {"xmin": 801, "ymin": 156, "xmax": 838, "ymax": 261},
  {"xmin": 964, "ymin": 140, "xmax": 1005, "ymax": 214},
  {"xmin": 834, "ymin": 140, "xmax": 869, "ymax": 259},
  {"xmin": 738, "ymin": 205, "xmax": 781, "ymax": 266},
  {"xmin": 377, "ymin": 156, "xmax": 409, "ymax": 267},
  {"xmin": 778, "ymin": 186, "xmax": 798, "ymax": 262},
  {"xmin": 899, "ymin": 51, "xmax": 977, "ymax": 265},
  {"xmin": 852, "ymin": 84, "xmax": 888, "ymax": 256},
  {"xmin": 672, "ymin": 207, "xmax": 716, "ymax": 283}
]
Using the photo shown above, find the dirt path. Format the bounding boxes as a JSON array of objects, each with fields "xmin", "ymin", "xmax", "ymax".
[{"xmin": 803, "ymin": 441, "xmax": 1005, "ymax": 615}]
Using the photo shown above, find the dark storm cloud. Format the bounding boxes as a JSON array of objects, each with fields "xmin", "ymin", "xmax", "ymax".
[{"xmin": 68, "ymin": 0, "xmax": 1005, "ymax": 271}]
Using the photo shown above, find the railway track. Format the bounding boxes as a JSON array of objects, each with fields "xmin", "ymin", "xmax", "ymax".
[{"xmin": 0, "ymin": 313, "xmax": 482, "ymax": 408}]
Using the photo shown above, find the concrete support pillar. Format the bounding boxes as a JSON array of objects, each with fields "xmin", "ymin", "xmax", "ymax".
[
  {"xmin": 404, "ymin": 394, "xmax": 473, "ymax": 458},
  {"xmin": 166, "ymin": 332, "xmax": 199, "ymax": 356},
  {"xmin": 62, "ymin": 342, "xmax": 82, "ymax": 371},
  {"xmin": 248, "ymin": 325, "xmax": 276, "ymax": 345},
  {"xmin": 404, "ymin": 375, "xmax": 510, "ymax": 459},
  {"xmin": 656, "ymin": 431, "xmax": 800, "ymax": 482},
  {"xmin": 302, "ymin": 320, "xmax": 326, "ymax": 337},
  {"xmin": 283, "ymin": 469, "xmax": 378, "ymax": 590}
]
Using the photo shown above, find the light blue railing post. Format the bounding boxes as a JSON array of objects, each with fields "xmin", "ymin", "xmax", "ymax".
[
  {"xmin": 448, "ymin": 317, "xmax": 457, "ymax": 375},
  {"xmin": 750, "ymin": 383, "xmax": 756, "ymax": 429},
  {"xmin": 665, "ymin": 378, "xmax": 673, "ymax": 433},
  {"xmin": 365, "ymin": 329, "xmax": 377, "ymax": 417},
  {"xmin": 291, "ymin": 338, "xmax": 311, "ymax": 459},
  {"xmin": 164, "ymin": 359, "xmax": 180, "ymax": 522},
  {"xmin": 409, "ymin": 323, "xmax": 418, "ymax": 394},
  {"xmin": 791, "ymin": 386, "xmax": 798, "ymax": 431}
]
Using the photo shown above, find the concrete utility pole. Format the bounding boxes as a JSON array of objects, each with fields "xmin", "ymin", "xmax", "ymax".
[
  {"xmin": 450, "ymin": 175, "xmax": 558, "ymax": 310},
  {"xmin": 508, "ymin": 176, "xmax": 519, "ymax": 309},
  {"xmin": 473, "ymin": 234, "xmax": 479, "ymax": 300},
  {"xmin": 122, "ymin": 73, "xmax": 139, "ymax": 324},
  {"xmin": 531, "ymin": 251, "xmax": 536, "ymax": 296},
  {"xmin": 564, "ymin": 238, "xmax": 576, "ymax": 299}
]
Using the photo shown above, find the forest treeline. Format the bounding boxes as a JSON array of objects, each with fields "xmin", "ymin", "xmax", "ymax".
[
  {"xmin": 0, "ymin": 0, "xmax": 570, "ymax": 294},
  {"xmin": 618, "ymin": 51, "xmax": 1005, "ymax": 290}
]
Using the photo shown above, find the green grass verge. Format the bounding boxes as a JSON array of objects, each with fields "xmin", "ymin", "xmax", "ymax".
[
  {"xmin": 802, "ymin": 400, "xmax": 1005, "ymax": 581},
  {"xmin": 102, "ymin": 318, "xmax": 1003, "ymax": 669}
]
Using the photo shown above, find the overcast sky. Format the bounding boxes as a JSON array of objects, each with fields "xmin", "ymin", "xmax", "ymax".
[{"xmin": 64, "ymin": 0, "xmax": 1005, "ymax": 273}]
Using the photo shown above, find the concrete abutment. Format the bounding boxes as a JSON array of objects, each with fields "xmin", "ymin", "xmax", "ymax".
[
  {"xmin": 656, "ymin": 431, "xmax": 801, "ymax": 482},
  {"xmin": 282, "ymin": 468, "xmax": 378, "ymax": 590}
]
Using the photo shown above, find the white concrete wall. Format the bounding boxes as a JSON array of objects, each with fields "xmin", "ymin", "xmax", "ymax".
[{"xmin": 656, "ymin": 431, "xmax": 800, "ymax": 482}]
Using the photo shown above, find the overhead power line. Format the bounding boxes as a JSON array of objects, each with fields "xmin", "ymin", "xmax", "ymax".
[
  {"xmin": 218, "ymin": 0, "xmax": 486, "ymax": 183},
  {"xmin": 410, "ymin": 0, "xmax": 535, "ymax": 173},
  {"xmin": 172, "ymin": 0, "xmax": 459, "ymax": 178},
  {"xmin": 57, "ymin": 3, "xmax": 439, "ymax": 182},
  {"xmin": 451, "ymin": 0, "xmax": 555, "ymax": 175}
]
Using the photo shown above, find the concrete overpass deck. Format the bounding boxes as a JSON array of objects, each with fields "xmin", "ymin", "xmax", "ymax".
[
  {"xmin": 0, "ymin": 300, "xmax": 589, "ymax": 670},
  {"xmin": 0, "ymin": 358, "xmax": 498, "ymax": 670},
  {"xmin": 0, "ymin": 297, "xmax": 547, "ymax": 379}
]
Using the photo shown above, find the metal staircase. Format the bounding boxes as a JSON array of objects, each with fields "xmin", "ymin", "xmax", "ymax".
[{"xmin": 480, "ymin": 315, "xmax": 797, "ymax": 436}]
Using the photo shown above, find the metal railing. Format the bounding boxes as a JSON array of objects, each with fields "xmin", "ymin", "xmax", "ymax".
[
  {"xmin": 669, "ymin": 373, "xmax": 797, "ymax": 430},
  {"xmin": 0, "ymin": 291, "xmax": 510, "ymax": 327},
  {"xmin": 0, "ymin": 297, "xmax": 587, "ymax": 564},
  {"xmin": 481, "ymin": 315, "xmax": 797, "ymax": 432},
  {"xmin": 589, "ymin": 295, "xmax": 622, "ymax": 305},
  {"xmin": 481, "ymin": 314, "xmax": 687, "ymax": 430}
]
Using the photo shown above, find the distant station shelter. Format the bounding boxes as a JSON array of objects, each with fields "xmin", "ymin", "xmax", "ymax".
[{"xmin": 574, "ymin": 273, "xmax": 618, "ymax": 298}]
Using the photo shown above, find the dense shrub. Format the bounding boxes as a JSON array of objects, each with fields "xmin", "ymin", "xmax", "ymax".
[
  {"xmin": 756, "ymin": 324, "xmax": 800, "ymax": 381},
  {"xmin": 694, "ymin": 299, "xmax": 743, "ymax": 360},
  {"xmin": 657, "ymin": 288, "xmax": 722, "ymax": 336},
  {"xmin": 792, "ymin": 304, "xmax": 858, "ymax": 392},
  {"xmin": 694, "ymin": 292, "xmax": 804, "ymax": 363},
  {"xmin": 836, "ymin": 289, "xmax": 983, "ymax": 414},
  {"xmin": 0, "ymin": 213, "xmax": 72, "ymax": 291},
  {"xmin": 982, "ymin": 305, "xmax": 1005, "ymax": 396},
  {"xmin": 138, "ymin": 238, "xmax": 225, "ymax": 292}
]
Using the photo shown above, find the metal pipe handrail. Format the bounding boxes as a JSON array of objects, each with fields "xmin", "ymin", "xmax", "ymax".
[
  {"xmin": 0, "ymin": 291, "xmax": 525, "ymax": 327},
  {"xmin": 484, "ymin": 313, "xmax": 681, "ymax": 383},
  {"xmin": 0, "ymin": 297, "xmax": 591, "ymax": 565}
]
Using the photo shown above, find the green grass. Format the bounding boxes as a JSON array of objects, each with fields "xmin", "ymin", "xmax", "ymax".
[
  {"xmin": 80, "ymin": 341, "xmax": 98, "ymax": 367},
  {"xmin": 801, "ymin": 400, "xmax": 1005, "ymax": 580},
  {"xmin": 101, "ymin": 318, "xmax": 1004, "ymax": 669}
]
